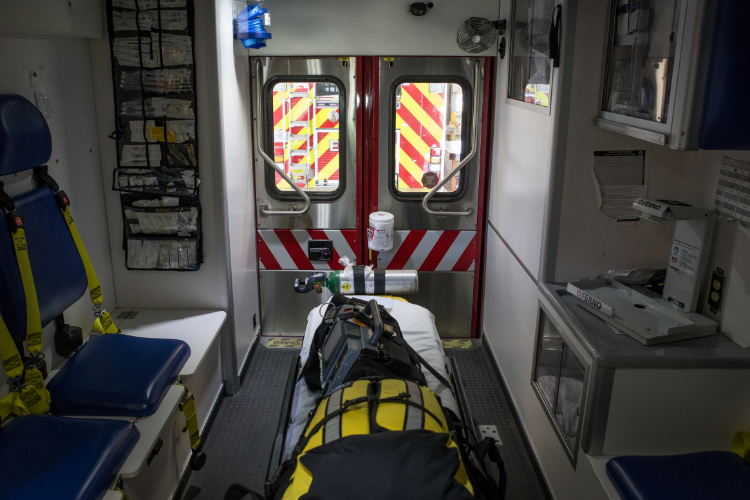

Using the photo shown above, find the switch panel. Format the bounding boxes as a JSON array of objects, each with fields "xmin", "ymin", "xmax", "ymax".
[{"xmin": 308, "ymin": 240, "xmax": 333, "ymax": 261}]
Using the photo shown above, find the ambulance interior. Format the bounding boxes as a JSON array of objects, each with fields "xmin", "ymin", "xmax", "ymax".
[{"xmin": 1, "ymin": 0, "xmax": 750, "ymax": 499}]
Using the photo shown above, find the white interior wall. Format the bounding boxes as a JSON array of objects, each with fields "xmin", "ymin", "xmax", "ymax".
[
  {"xmin": 486, "ymin": 0, "xmax": 555, "ymax": 281},
  {"xmin": 679, "ymin": 150, "xmax": 750, "ymax": 346},
  {"xmin": 213, "ymin": 0, "xmax": 260, "ymax": 372},
  {"xmin": 552, "ymin": 0, "xmax": 685, "ymax": 284},
  {"xmin": 249, "ymin": 0, "xmax": 499, "ymax": 56},
  {"xmin": 0, "ymin": 35, "xmax": 115, "ymax": 383},
  {"xmin": 89, "ymin": 6, "xmax": 225, "ymax": 311}
]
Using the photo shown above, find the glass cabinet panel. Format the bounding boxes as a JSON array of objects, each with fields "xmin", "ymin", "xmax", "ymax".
[
  {"xmin": 508, "ymin": 0, "xmax": 557, "ymax": 108},
  {"xmin": 533, "ymin": 307, "xmax": 586, "ymax": 463},
  {"xmin": 603, "ymin": 0, "xmax": 681, "ymax": 123}
]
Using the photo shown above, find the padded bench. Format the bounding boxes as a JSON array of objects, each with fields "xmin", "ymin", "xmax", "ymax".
[
  {"xmin": 606, "ymin": 452, "xmax": 750, "ymax": 500},
  {"xmin": 0, "ymin": 415, "xmax": 139, "ymax": 500}
]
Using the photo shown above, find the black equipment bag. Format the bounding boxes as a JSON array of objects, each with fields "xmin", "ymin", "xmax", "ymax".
[{"xmin": 300, "ymin": 294, "xmax": 428, "ymax": 393}]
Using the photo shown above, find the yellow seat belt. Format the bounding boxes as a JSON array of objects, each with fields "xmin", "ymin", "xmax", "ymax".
[
  {"xmin": 54, "ymin": 190, "xmax": 119, "ymax": 334},
  {"xmin": 33, "ymin": 168, "xmax": 202, "ymax": 452},
  {"xmin": 0, "ymin": 184, "xmax": 50, "ymax": 423}
]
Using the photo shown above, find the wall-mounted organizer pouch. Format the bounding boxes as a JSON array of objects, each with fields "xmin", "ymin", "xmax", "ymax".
[{"xmin": 106, "ymin": 0, "xmax": 202, "ymax": 270}]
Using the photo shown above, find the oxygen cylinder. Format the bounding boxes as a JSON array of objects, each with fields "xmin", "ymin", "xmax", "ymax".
[
  {"xmin": 294, "ymin": 268, "xmax": 419, "ymax": 295},
  {"xmin": 324, "ymin": 269, "xmax": 418, "ymax": 295}
]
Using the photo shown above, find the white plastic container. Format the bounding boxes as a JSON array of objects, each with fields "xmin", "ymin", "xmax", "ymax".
[{"xmin": 368, "ymin": 212, "xmax": 394, "ymax": 252}]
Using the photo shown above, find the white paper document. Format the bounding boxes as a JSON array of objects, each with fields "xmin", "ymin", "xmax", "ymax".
[
  {"xmin": 592, "ymin": 150, "xmax": 646, "ymax": 222},
  {"xmin": 714, "ymin": 156, "xmax": 750, "ymax": 226}
]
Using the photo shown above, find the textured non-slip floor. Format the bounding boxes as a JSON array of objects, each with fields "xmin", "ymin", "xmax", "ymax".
[
  {"xmin": 181, "ymin": 342, "xmax": 550, "ymax": 500},
  {"xmin": 450, "ymin": 345, "xmax": 552, "ymax": 500},
  {"xmin": 180, "ymin": 346, "xmax": 299, "ymax": 499}
]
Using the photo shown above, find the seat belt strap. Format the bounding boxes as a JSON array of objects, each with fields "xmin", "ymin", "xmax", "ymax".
[
  {"xmin": 0, "ymin": 314, "xmax": 50, "ymax": 424},
  {"xmin": 177, "ymin": 383, "xmax": 202, "ymax": 451},
  {"xmin": 56, "ymin": 194, "xmax": 118, "ymax": 334},
  {"xmin": 32, "ymin": 168, "xmax": 118, "ymax": 334}
]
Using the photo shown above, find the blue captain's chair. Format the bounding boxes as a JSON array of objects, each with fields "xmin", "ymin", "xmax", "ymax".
[
  {"xmin": 0, "ymin": 93, "xmax": 209, "ymax": 475},
  {"xmin": 0, "ymin": 94, "xmax": 191, "ymax": 420},
  {"xmin": 0, "ymin": 95, "xmax": 142, "ymax": 500}
]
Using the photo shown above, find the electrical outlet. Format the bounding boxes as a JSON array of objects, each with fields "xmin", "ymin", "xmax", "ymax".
[
  {"xmin": 707, "ymin": 269, "xmax": 725, "ymax": 312},
  {"xmin": 478, "ymin": 424, "xmax": 502, "ymax": 445}
]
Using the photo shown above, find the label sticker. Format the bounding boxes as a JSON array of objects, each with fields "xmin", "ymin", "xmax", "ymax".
[
  {"xmin": 669, "ymin": 237, "xmax": 701, "ymax": 281},
  {"xmin": 566, "ymin": 283, "xmax": 614, "ymax": 317},
  {"xmin": 341, "ymin": 282, "xmax": 352, "ymax": 292}
]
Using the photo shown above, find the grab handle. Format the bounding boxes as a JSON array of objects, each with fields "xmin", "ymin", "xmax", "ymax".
[
  {"xmin": 421, "ymin": 60, "xmax": 480, "ymax": 217},
  {"xmin": 254, "ymin": 59, "xmax": 311, "ymax": 216},
  {"xmin": 367, "ymin": 299, "xmax": 384, "ymax": 345}
]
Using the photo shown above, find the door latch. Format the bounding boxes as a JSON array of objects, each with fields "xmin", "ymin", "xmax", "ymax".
[{"xmin": 308, "ymin": 240, "xmax": 333, "ymax": 261}]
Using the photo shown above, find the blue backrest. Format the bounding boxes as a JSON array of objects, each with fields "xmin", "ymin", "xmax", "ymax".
[
  {"xmin": 0, "ymin": 94, "xmax": 52, "ymax": 175},
  {"xmin": 0, "ymin": 95, "xmax": 87, "ymax": 343}
]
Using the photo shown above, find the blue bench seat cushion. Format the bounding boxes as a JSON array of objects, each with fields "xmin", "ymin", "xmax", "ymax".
[
  {"xmin": 0, "ymin": 94, "xmax": 52, "ymax": 176},
  {"xmin": 607, "ymin": 451, "xmax": 750, "ymax": 500},
  {"xmin": 47, "ymin": 333, "xmax": 190, "ymax": 417},
  {"xmin": 0, "ymin": 414, "xmax": 139, "ymax": 500}
]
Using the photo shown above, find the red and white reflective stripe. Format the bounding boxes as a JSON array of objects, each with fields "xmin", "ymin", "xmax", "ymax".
[
  {"xmin": 258, "ymin": 230, "xmax": 357, "ymax": 270},
  {"xmin": 376, "ymin": 231, "xmax": 476, "ymax": 271}
]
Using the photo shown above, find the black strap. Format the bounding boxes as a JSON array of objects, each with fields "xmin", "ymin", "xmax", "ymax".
[
  {"xmin": 300, "ymin": 303, "xmax": 335, "ymax": 392},
  {"xmin": 472, "ymin": 437, "xmax": 507, "ymax": 499},
  {"xmin": 295, "ymin": 385, "xmax": 445, "ymax": 454},
  {"xmin": 353, "ymin": 265, "xmax": 366, "ymax": 294},
  {"xmin": 389, "ymin": 334, "xmax": 452, "ymax": 391},
  {"xmin": 549, "ymin": 4, "xmax": 563, "ymax": 68},
  {"xmin": 374, "ymin": 268, "xmax": 386, "ymax": 295}
]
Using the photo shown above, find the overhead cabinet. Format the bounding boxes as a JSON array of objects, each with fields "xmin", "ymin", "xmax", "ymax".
[{"xmin": 595, "ymin": 0, "xmax": 735, "ymax": 150}]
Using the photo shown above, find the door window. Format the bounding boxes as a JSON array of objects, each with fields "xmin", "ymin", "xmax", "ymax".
[
  {"xmin": 392, "ymin": 81, "xmax": 468, "ymax": 195},
  {"xmin": 508, "ymin": 0, "xmax": 557, "ymax": 108},
  {"xmin": 266, "ymin": 79, "xmax": 344, "ymax": 197}
]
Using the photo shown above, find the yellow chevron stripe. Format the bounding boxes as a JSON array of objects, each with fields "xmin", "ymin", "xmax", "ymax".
[
  {"xmin": 290, "ymin": 98, "xmax": 310, "ymax": 122},
  {"xmin": 421, "ymin": 83, "xmax": 446, "ymax": 115},
  {"xmin": 399, "ymin": 126, "xmax": 430, "ymax": 156},
  {"xmin": 398, "ymin": 151, "xmax": 428, "ymax": 187},
  {"xmin": 315, "ymin": 107, "xmax": 339, "ymax": 128},
  {"xmin": 400, "ymin": 87, "xmax": 443, "ymax": 147}
]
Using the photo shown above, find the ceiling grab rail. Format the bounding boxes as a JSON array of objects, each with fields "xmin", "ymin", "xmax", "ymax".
[
  {"xmin": 421, "ymin": 60, "xmax": 480, "ymax": 217},
  {"xmin": 255, "ymin": 59, "xmax": 311, "ymax": 216}
]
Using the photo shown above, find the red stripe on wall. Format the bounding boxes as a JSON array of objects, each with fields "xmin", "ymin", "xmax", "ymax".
[
  {"xmin": 387, "ymin": 231, "xmax": 426, "ymax": 269},
  {"xmin": 341, "ymin": 230, "xmax": 358, "ymax": 261},
  {"xmin": 275, "ymin": 229, "xmax": 313, "ymax": 269},
  {"xmin": 257, "ymin": 234, "xmax": 281, "ymax": 270},
  {"xmin": 452, "ymin": 233, "xmax": 477, "ymax": 271},
  {"xmin": 420, "ymin": 231, "xmax": 460, "ymax": 271}
]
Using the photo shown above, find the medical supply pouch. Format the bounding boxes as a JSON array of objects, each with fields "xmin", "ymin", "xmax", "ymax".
[
  {"xmin": 268, "ymin": 379, "xmax": 476, "ymax": 500},
  {"xmin": 300, "ymin": 294, "xmax": 427, "ymax": 396}
]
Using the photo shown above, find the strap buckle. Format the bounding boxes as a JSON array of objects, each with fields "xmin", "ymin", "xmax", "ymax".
[
  {"xmin": 33, "ymin": 166, "xmax": 60, "ymax": 192},
  {"xmin": 6, "ymin": 210, "xmax": 24, "ymax": 232},
  {"xmin": 6, "ymin": 373, "xmax": 27, "ymax": 393},
  {"xmin": 55, "ymin": 190, "xmax": 71, "ymax": 210},
  {"xmin": 0, "ymin": 181, "xmax": 15, "ymax": 212}
]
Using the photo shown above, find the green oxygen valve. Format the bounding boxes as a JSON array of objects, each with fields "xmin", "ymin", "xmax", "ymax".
[{"xmin": 293, "ymin": 257, "xmax": 418, "ymax": 295}]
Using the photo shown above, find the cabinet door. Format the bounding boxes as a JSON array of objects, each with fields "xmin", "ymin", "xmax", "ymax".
[
  {"xmin": 532, "ymin": 303, "xmax": 587, "ymax": 466},
  {"xmin": 603, "ymin": 0, "xmax": 682, "ymax": 124}
]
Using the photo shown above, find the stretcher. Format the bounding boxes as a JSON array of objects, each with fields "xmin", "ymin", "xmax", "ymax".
[{"xmin": 282, "ymin": 295, "xmax": 460, "ymax": 461}]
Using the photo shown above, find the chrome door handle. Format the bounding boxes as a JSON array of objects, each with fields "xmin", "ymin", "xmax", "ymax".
[
  {"xmin": 255, "ymin": 59, "xmax": 311, "ymax": 216},
  {"xmin": 421, "ymin": 60, "xmax": 480, "ymax": 217}
]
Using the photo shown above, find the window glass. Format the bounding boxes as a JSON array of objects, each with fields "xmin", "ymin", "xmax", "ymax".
[
  {"xmin": 271, "ymin": 81, "xmax": 341, "ymax": 192},
  {"xmin": 603, "ymin": 0, "xmax": 680, "ymax": 123},
  {"xmin": 508, "ymin": 0, "xmax": 556, "ymax": 107},
  {"xmin": 394, "ymin": 82, "xmax": 465, "ymax": 194}
]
